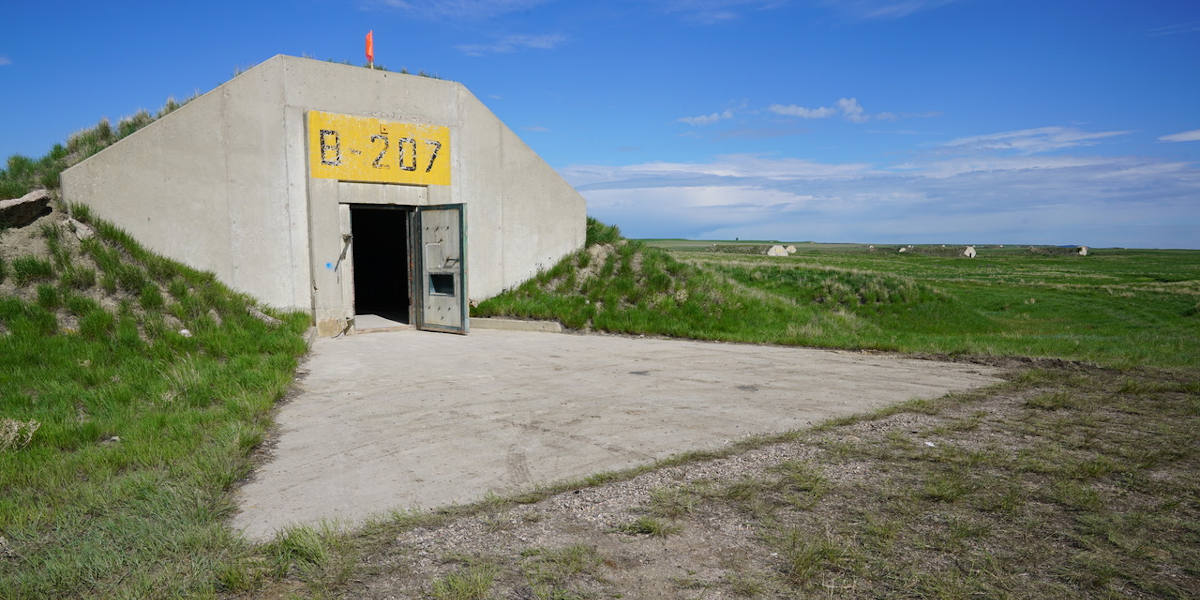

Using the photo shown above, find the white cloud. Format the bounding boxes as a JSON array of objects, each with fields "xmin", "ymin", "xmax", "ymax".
[
  {"xmin": 943, "ymin": 126, "xmax": 1130, "ymax": 154},
  {"xmin": 375, "ymin": 0, "xmax": 548, "ymax": 19},
  {"xmin": 837, "ymin": 97, "xmax": 867, "ymax": 123},
  {"xmin": 770, "ymin": 98, "xmax": 903, "ymax": 123},
  {"xmin": 0, "ymin": 56, "xmax": 10, "ymax": 66},
  {"xmin": 769, "ymin": 104, "xmax": 836, "ymax": 118},
  {"xmin": 456, "ymin": 33, "xmax": 566, "ymax": 56},
  {"xmin": 678, "ymin": 109, "xmax": 734, "ymax": 126},
  {"xmin": 1159, "ymin": 129, "xmax": 1200, "ymax": 143}
]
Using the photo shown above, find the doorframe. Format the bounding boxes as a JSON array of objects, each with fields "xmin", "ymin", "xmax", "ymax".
[{"xmin": 345, "ymin": 203, "xmax": 417, "ymax": 330}]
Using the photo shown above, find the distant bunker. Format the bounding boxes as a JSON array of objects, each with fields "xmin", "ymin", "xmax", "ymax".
[{"xmin": 61, "ymin": 55, "xmax": 586, "ymax": 336}]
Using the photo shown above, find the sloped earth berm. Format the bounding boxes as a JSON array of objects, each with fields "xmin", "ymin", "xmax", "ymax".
[{"xmin": 232, "ymin": 328, "xmax": 1000, "ymax": 540}]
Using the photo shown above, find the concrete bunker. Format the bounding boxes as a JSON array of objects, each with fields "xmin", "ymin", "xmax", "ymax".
[{"xmin": 61, "ymin": 54, "xmax": 586, "ymax": 336}]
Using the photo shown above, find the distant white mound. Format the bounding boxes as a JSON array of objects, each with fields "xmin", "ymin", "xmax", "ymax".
[
  {"xmin": 785, "ymin": 245, "xmax": 797, "ymax": 254},
  {"xmin": 766, "ymin": 245, "xmax": 789, "ymax": 257},
  {"xmin": 1078, "ymin": 246, "xmax": 1089, "ymax": 256},
  {"xmin": 963, "ymin": 245, "xmax": 977, "ymax": 258}
]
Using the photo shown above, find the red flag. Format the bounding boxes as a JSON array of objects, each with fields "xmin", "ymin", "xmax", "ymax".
[{"xmin": 365, "ymin": 30, "xmax": 375, "ymax": 65}]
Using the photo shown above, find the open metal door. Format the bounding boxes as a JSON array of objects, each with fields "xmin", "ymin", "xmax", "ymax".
[{"xmin": 414, "ymin": 204, "xmax": 468, "ymax": 334}]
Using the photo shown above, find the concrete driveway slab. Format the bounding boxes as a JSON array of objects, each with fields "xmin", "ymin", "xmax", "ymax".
[{"xmin": 232, "ymin": 329, "xmax": 1001, "ymax": 540}]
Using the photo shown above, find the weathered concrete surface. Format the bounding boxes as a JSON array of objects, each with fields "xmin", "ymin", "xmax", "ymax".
[
  {"xmin": 471, "ymin": 317, "xmax": 564, "ymax": 333},
  {"xmin": 232, "ymin": 330, "xmax": 1001, "ymax": 541}
]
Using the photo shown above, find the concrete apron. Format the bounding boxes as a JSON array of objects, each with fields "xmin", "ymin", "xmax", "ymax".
[{"xmin": 231, "ymin": 329, "xmax": 1002, "ymax": 541}]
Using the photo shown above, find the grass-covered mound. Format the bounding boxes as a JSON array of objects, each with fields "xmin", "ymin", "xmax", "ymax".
[
  {"xmin": 476, "ymin": 219, "xmax": 971, "ymax": 345},
  {"xmin": 0, "ymin": 98, "xmax": 187, "ymax": 199},
  {"xmin": 0, "ymin": 200, "xmax": 309, "ymax": 598},
  {"xmin": 476, "ymin": 220, "xmax": 1200, "ymax": 368}
]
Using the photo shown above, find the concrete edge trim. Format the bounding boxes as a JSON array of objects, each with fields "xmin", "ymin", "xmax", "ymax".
[{"xmin": 470, "ymin": 317, "xmax": 563, "ymax": 333}]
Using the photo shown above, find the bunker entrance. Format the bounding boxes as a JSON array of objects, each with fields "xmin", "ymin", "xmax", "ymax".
[{"xmin": 350, "ymin": 205, "xmax": 411, "ymax": 326}]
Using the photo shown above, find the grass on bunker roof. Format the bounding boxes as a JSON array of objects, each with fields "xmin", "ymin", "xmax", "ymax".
[{"xmin": 0, "ymin": 200, "xmax": 309, "ymax": 599}]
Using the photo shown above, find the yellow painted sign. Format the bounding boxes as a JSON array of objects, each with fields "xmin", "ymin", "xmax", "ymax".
[{"xmin": 307, "ymin": 111, "xmax": 450, "ymax": 186}]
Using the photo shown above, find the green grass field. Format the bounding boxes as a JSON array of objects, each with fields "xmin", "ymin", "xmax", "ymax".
[
  {"xmin": 476, "ymin": 221, "xmax": 1199, "ymax": 369},
  {"xmin": 0, "ymin": 204, "xmax": 309, "ymax": 598}
]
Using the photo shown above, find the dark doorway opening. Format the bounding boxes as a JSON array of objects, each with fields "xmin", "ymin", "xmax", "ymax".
[{"xmin": 350, "ymin": 205, "xmax": 410, "ymax": 325}]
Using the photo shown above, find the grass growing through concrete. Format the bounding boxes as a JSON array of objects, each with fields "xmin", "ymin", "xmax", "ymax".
[
  {"xmin": 475, "ymin": 221, "xmax": 1200, "ymax": 368},
  {"xmin": 0, "ymin": 203, "xmax": 308, "ymax": 598}
]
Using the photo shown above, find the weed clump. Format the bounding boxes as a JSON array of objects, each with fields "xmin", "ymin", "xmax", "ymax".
[
  {"xmin": 9, "ymin": 256, "xmax": 54, "ymax": 285},
  {"xmin": 430, "ymin": 564, "xmax": 497, "ymax": 600},
  {"xmin": 615, "ymin": 516, "xmax": 679, "ymax": 537}
]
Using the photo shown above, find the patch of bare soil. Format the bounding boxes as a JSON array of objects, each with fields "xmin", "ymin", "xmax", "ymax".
[
  {"xmin": 0, "ymin": 204, "xmax": 61, "ymax": 304},
  {"xmin": 0, "ymin": 200, "xmax": 167, "ymax": 335}
]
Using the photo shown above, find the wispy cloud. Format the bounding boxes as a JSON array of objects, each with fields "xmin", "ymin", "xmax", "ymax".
[
  {"xmin": 874, "ymin": 110, "xmax": 941, "ymax": 121},
  {"xmin": 562, "ymin": 154, "xmax": 873, "ymax": 188},
  {"xmin": 524, "ymin": 125, "xmax": 551, "ymax": 132},
  {"xmin": 1159, "ymin": 128, "xmax": 1200, "ymax": 143},
  {"xmin": 770, "ymin": 97, "xmax": 906, "ymax": 123},
  {"xmin": 456, "ymin": 33, "xmax": 566, "ymax": 56},
  {"xmin": 769, "ymin": 104, "xmax": 836, "ymax": 118},
  {"xmin": 373, "ymin": 0, "xmax": 549, "ymax": 19},
  {"xmin": 943, "ymin": 126, "xmax": 1130, "ymax": 154},
  {"xmin": 677, "ymin": 109, "xmax": 735, "ymax": 126},
  {"xmin": 1148, "ymin": 21, "xmax": 1200, "ymax": 37},
  {"xmin": 663, "ymin": 0, "xmax": 787, "ymax": 24},
  {"xmin": 827, "ymin": 0, "xmax": 960, "ymax": 20},
  {"xmin": 565, "ymin": 150, "xmax": 1200, "ymax": 247},
  {"xmin": 0, "ymin": 56, "xmax": 11, "ymax": 67}
]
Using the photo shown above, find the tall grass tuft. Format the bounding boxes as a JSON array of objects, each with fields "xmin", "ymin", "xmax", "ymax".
[{"xmin": 10, "ymin": 256, "xmax": 54, "ymax": 286}]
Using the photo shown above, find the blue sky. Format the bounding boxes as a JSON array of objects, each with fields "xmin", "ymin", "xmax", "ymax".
[{"xmin": 2, "ymin": 1, "xmax": 1199, "ymax": 247}]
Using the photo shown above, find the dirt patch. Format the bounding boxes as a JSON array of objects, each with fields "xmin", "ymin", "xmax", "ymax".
[
  {"xmin": 579, "ymin": 243, "xmax": 615, "ymax": 281},
  {"xmin": 0, "ymin": 199, "xmax": 167, "ymax": 333},
  {"xmin": 0, "ymin": 203, "xmax": 61, "ymax": 304}
]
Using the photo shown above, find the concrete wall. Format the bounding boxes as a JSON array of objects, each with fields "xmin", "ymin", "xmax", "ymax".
[
  {"xmin": 62, "ymin": 58, "xmax": 307, "ymax": 310},
  {"xmin": 62, "ymin": 54, "xmax": 586, "ymax": 319}
]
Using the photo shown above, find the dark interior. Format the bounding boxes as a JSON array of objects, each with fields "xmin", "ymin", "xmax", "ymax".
[{"xmin": 350, "ymin": 206, "xmax": 410, "ymax": 323}]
